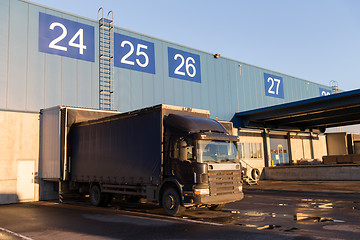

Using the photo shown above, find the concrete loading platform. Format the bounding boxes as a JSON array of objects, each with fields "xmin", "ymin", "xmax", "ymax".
[
  {"xmin": 263, "ymin": 164, "xmax": 360, "ymax": 181},
  {"xmin": 244, "ymin": 179, "xmax": 360, "ymax": 197}
]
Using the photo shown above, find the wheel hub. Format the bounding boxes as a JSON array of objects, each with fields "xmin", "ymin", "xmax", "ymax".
[{"xmin": 165, "ymin": 195, "xmax": 175, "ymax": 209}]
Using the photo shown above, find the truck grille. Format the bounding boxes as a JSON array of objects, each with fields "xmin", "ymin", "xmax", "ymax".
[{"xmin": 208, "ymin": 170, "xmax": 242, "ymax": 196}]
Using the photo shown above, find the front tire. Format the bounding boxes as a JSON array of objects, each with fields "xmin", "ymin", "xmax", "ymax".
[{"xmin": 162, "ymin": 187, "xmax": 185, "ymax": 216}]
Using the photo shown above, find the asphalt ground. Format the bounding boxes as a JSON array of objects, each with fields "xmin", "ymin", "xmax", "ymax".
[
  {"xmin": 0, "ymin": 201, "xmax": 309, "ymax": 240},
  {"xmin": 1, "ymin": 180, "xmax": 359, "ymax": 239}
]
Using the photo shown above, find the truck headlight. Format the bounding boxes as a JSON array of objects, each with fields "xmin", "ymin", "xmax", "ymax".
[{"xmin": 194, "ymin": 188, "xmax": 210, "ymax": 195}]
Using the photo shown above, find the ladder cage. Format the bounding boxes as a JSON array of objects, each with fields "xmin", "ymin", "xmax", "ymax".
[{"xmin": 98, "ymin": 8, "xmax": 115, "ymax": 110}]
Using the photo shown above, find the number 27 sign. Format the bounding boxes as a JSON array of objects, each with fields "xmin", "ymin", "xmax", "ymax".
[{"xmin": 264, "ymin": 73, "xmax": 284, "ymax": 99}]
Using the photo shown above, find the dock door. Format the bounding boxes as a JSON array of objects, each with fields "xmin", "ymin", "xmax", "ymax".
[{"xmin": 269, "ymin": 136, "xmax": 289, "ymax": 166}]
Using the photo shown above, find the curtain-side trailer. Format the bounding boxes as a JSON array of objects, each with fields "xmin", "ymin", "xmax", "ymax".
[{"xmin": 40, "ymin": 104, "xmax": 244, "ymax": 216}]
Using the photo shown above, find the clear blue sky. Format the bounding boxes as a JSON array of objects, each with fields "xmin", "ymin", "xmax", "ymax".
[{"xmin": 30, "ymin": 0, "xmax": 360, "ymax": 91}]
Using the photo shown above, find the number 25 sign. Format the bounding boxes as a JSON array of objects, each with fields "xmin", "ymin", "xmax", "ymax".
[
  {"xmin": 39, "ymin": 12, "xmax": 95, "ymax": 62},
  {"xmin": 114, "ymin": 33, "xmax": 156, "ymax": 74}
]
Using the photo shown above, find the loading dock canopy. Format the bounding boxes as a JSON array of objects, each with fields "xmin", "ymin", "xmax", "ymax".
[{"xmin": 233, "ymin": 89, "xmax": 360, "ymax": 132}]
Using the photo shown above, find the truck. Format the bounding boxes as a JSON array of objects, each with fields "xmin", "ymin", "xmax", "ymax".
[{"xmin": 40, "ymin": 104, "xmax": 243, "ymax": 216}]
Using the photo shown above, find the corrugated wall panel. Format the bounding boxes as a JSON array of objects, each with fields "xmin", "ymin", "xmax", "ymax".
[
  {"xmin": 237, "ymin": 64, "xmax": 246, "ymax": 112},
  {"xmin": 44, "ymin": 54, "xmax": 62, "ymax": 108},
  {"xmin": 206, "ymin": 55, "xmax": 218, "ymax": 117},
  {"xmin": 162, "ymin": 43, "xmax": 174, "ymax": 106},
  {"xmin": 61, "ymin": 58, "xmax": 77, "ymax": 106},
  {"xmin": 77, "ymin": 60, "xmax": 93, "ymax": 108},
  {"xmin": 1, "ymin": 0, "xmax": 335, "ymax": 121},
  {"xmin": 215, "ymin": 58, "xmax": 226, "ymax": 119},
  {"xmin": 90, "ymin": 19, "xmax": 99, "ymax": 109},
  {"xmin": 222, "ymin": 59, "xmax": 231, "ymax": 120},
  {"xmin": 43, "ymin": 8, "xmax": 62, "ymax": 109},
  {"xmin": 0, "ymin": 0, "xmax": 10, "ymax": 109},
  {"xmin": 231, "ymin": 63, "xmax": 240, "ymax": 113},
  {"xmin": 7, "ymin": 0, "xmax": 27, "ymax": 110},
  {"xmin": 241, "ymin": 65, "xmax": 251, "ymax": 111},
  {"xmin": 192, "ymin": 78, "xmax": 202, "ymax": 111},
  {"xmin": 153, "ymin": 42, "xmax": 165, "ymax": 106},
  {"xmin": 227, "ymin": 61, "xmax": 237, "ymax": 120},
  {"xmin": 117, "ymin": 69, "xmax": 131, "ymax": 112},
  {"xmin": 199, "ymin": 55, "xmax": 210, "ymax": 112},
  {"xmin": 60, "ymin": 13, "xmax": 78, "ymax": 107},
  {"xmin": 142, "ymin": 70, "xmax": 155, "ymax": 108},
  {"xmin": 27, "ymin": 4, "xmax": 45, "ymax": 111},
  {"xmin": 131, "ymin": 71, "xmax": 144, "ymax": 110}
]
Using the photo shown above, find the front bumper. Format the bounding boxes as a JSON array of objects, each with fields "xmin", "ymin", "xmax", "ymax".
[{"xmin": 193, "ymin": 191, "xmax": 244, "ymax": 205}]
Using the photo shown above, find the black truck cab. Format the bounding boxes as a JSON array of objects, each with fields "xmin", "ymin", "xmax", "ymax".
[{"xmin": 162, "ymin": 114, "xmax": 243, "ymax": 215}]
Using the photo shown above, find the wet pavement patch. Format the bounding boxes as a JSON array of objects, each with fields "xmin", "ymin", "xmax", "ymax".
[
  {"xmin": 236, "ymin": 223, "xmax": 258, "ymax": 228},
  {"xmin": 182, "ymin": 210, "xmax": 237, "ymax": 224},
  {"xmin": 294, "ymin": 214, "xmax": 345, "ymax": 223},
  {"xmin": 322, "ymin": 224, "xmax": 360, "ymax": 233},
  {"xmin": 280, "ymin": 227, "xmax": 299, "ymax": 232},
  {"xmin": 257, "ymin": 224, "xmax": 281, "ymax": 230},
  {"xmin": 297, "ymin": 199, "xmax": 360, "ymax": 211}
]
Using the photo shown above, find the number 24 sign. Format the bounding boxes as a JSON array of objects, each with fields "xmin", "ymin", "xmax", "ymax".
[{"xmin": 39, "ymin": 12, "xmax": 95, "ymax": 62}]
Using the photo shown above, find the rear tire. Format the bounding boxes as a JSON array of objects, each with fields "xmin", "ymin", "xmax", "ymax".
[
  {"xmin": 162, "ymin": 187, "xmax": 185, "ymax": 216},
  {"xmin": 90, "ymin": 184, "xmax": 104, "ymax": 206}
]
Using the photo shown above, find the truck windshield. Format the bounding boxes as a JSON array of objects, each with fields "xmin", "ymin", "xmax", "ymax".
[{"xmin": 197, "ymin": 140, "xmax": 238, "ymax": 163}]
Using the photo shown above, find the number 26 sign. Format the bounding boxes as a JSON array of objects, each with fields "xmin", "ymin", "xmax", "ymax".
[
  {"xmin": 168, "ymin": 47, "xmax": 201, "ymax": 83},
  {"xmin": 264, "ymin": 73, "xmax": 284, "ymax": 99}
]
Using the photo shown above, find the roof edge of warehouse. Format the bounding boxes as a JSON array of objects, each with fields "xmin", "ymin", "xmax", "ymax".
[
  {"xmin": 235, "ymin": 88, "xmax": 360, "ymax": 117},
  {"xmin": 233, "ymin": 88, "xmax": 360, "ymax": 131},
  {"xmin": 0, "ymin": 108, "xmax": 39, "ymax": 114},
  {"xmin": 39, "ymin": 104, "xmax": 210, "ymax": 115},
  {"xmin": 39, "ymin": 105, "xmax": 118, "ymax": 112},
  {"xmin": 23, "ymin": 0, "xmax": 332, "ymax": 90}
]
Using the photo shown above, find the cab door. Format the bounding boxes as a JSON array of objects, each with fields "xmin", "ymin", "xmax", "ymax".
[{"xmin": 169, "ymin": 138, "xmax": 195, "ymax": 186}]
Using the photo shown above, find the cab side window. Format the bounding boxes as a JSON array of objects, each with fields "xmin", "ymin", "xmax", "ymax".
[
  {"xmin": 172, "ymin": 138, "xmax": 180, "ymax": 159},
  {"xmin": 171, "ymin": 138, "xmax": 195, "ymax": 161}
]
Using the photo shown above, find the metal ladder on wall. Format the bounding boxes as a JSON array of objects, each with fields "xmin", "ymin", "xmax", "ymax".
[{"xmin": 98, "ymin": 8, "xmax": 114, "ymax": 110}]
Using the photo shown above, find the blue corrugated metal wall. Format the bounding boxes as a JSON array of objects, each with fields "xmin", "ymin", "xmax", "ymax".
[{"xmin": 0, "ymin": 0, "xmax": 333, "ymax": 121}]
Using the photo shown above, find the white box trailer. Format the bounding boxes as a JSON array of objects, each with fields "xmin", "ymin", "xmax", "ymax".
[{"xmin": 39, "ymin": 106, "xmax": 118, "ymax": 199}]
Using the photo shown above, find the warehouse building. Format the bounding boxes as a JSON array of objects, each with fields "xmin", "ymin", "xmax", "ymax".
[{"xmin": 1, "ymin": 0, "xmax": 335, "ymax": 204}]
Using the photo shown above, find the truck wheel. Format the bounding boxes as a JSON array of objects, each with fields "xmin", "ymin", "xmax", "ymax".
[
  {"xmin": 208, "ymin": 204, "xmax": 225, "ymax": 211},
  {"xmin": 162, "ymin": 188, "xmax": 185, "ymax": 216},
  {"xmin": 90, "ymin": 184, "xmax": 104, "ymax": 206}
]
